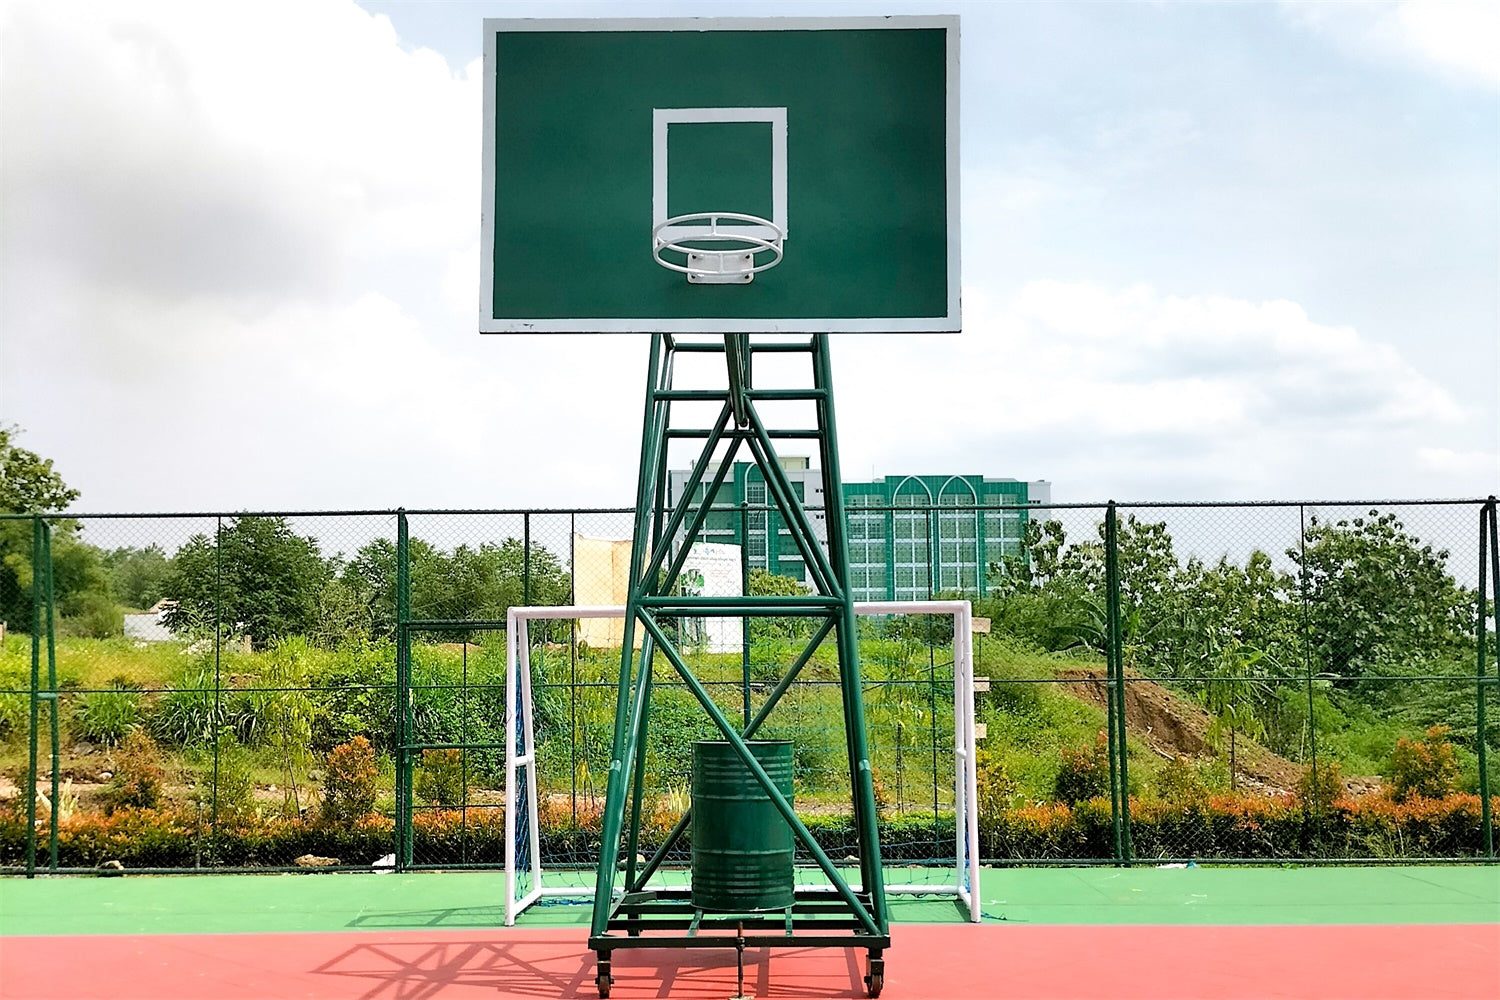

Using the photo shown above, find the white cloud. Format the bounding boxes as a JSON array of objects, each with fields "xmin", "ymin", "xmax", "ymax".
[
  {"xmin": 832, "ymin": 281, "xmax": 1476, "ymax": 500},
  {"xmin": 0, "ymin": 0, "xmax": 506, "ymax": 508},
  {"xmin": 2, "ymin": 0, "xmax": 477, "ymax": 309},
  {"xmin": 1418, "ymin": 446, "xmax": 1499, "ymax": 480},
  {"xmin": 1284, "ymin": 1, "xmax": 1500, "ymax": 88}
]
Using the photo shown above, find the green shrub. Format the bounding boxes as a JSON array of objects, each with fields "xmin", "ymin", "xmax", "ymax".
[
  {"xmin": 149, "ymin": 663, "xmax": 266, "ymax": 748},
  {"xmin": 408, "ymin": 653, "xmax": 507, "ymax": 782},
  {"xmin": 415, "ymin": 748, "xmax": 465, "ymax": 806},
  {"xmin": 308, "ymin": 641, "xmax": 395, "ymax": 753},
  {"xmin": 1152, "ymin": 755, "xmax": 1225, "ymax": 804},
  {"xmin": 0, "ymin": 690, "xmax": 30, "ymax": 740},
  {"xmin": 975, "ymin": 748, "xmax": 1014, "ymax": 820},
  {"xmin": 190, "ymin": 731, "xmax": 258, "ymax": 825},
  {"xmin": 321, "ymin": 736, "xmax": 378, "ymax": 825},
  {"xmin": 100, "ymin": 729, "xmax": 166, "ymax": 814},
  {"xmin": 149, "ymin": 665, "xmax": 223, "ymax": 746},
  {"xmin": 72, "ymin": 684, "xmax": 142, "ymax": 746},
  {"xmin": 60, "ymin": 594, "xmax": 123, "ymax": 640},
  {"xmin": 1054, "ymin": 730, "xmax": 1111, "ymax": 805},
  {"xmin": 1387, "ymin": 725, "xmax": 1459, "ymax": 802},
  {"xmin": 1297, "ymin": 761, "xmax": 1345, "ymax": 813}
]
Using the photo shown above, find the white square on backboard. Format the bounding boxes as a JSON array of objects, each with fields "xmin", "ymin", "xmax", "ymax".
[{"xmin": 653, "ymin": 107, "xmax": 788, "ymax": 244}]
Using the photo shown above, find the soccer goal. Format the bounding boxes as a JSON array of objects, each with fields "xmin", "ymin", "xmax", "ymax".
[{"xmin": 503, "ymin": 601, "xmax": 981, "ymax": 924}]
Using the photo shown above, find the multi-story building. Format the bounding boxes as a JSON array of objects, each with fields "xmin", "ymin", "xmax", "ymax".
[{"xmin": 666, "ymin": 459, "xmax": 1051, "ymax": 601}]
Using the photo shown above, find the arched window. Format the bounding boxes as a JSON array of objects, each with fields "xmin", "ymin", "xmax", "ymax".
[
  {"xmin": 892, "ymin": 477, "xmax": 933, "ymax": 601},
  {"xmin": 937, "ymin": 477, "xmax": 980, "ymax": 593}
]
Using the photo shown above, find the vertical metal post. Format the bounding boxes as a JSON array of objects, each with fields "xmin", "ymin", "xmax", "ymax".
[
  {"xmin": 523, "ymin": 511, "xmax": 532, "ymax": 605},
  {"xmin": 211, "ymin": 515, "xmax": 223, "ymax": 859},
  {"xmin": 1299, "ymin": 504, "xmax": 1319, "ymax": 849},
  {"xmin": 395, "ymin": 510, "xmax": 411, "ymax": 869},
  {"xmin": 1104, "ymin": 502, "xmax": 1132, "ymax": 862},
  {"xmin": 42, "ymin": 521, "xmax": 58, "ymax": 872},
  {"xmin": 24, "ymin": 517, "xmax": 41, "ymax": 877},
  {"xmin": 570, "ymin": 513, "xmax": 579, "ymax": 826},
  {"xmin": 1488, "ymin": 500, "xmax": 1500, "ymax": 855},
  {"xmin": 741, "ymin": 502, "xmax": 752, "ymax": 728},
  {"xmin": 1479, "ymin": 497, "xmax": 1497, "ymax": 859},
  {"xmin": 1102, "ymin": 504, "xmax": 1123, "ymax": 862},
  {"xmin": 591, "ymin": 334, "xmax": 668, "ymax": 938},
  {"xmin": 812, "ymin": 333, "xmax": 888, "ymax": 925},
  {"xmin": 623, "ymin": 639, "xmax": 656, "ymax": 890}
]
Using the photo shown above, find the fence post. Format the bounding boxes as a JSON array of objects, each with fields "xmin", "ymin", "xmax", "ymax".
[
  {"xmin": 25, "ymin": 517, "xmax": 41, "ymax": 877},
  {"xmin": 41, "ymin": 520, "xmax": 58, "ymax": 872},
  {"xmin": 1104, "ymin": 502, "xmax": 1134, "ymax": 863},
  {"xmin": 211, "ymin": 515, "xmax": 224, "ymax": 863},
  {"xmin": 1298, "ymin": 504, "xmax": 1319, "ymax": 853},
  {"xmin": 1479, "ymin": 498, "xmax": 1497, "ymax": 860},
  {"xmin": 395, "ymin": 510, "xmax": 411, "ymax": 870},
  {"xmin": 570, "ymin": 513, "xmax": 579, "ymax": 826},
  {"xmin": 523, "ymin": 511, "xmax": 531, "ymax": 606}
]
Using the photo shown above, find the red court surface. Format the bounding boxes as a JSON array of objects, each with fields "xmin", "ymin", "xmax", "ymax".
[{"xmin": 3, "ymin": 923, "xmax": 1495, "ymax": 1000}]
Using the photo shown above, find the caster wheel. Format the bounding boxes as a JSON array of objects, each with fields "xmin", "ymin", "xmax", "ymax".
[
  {"xmin": 865, "ymin": 955, "xmax": 884, "ymax": 998},
  {"xmin": 597, "ymin": 973, "xmax": 612, "ymax": 998}
]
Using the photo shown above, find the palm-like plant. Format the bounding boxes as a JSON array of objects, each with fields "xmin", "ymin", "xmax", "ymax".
[{"xmin": 1199, "ymin": 633, "xmax": 1274, "ymax": 790}]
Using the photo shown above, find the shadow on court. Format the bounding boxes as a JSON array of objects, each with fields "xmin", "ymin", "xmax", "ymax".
[{"xmin": 311, "ymin": 935, "xmax": 866, "ymax": 1000}]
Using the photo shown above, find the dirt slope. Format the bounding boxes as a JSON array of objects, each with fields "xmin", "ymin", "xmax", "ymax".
[{"xmin": 1057, "ymin": 667, "xmax": 1304, "ymax": 794}]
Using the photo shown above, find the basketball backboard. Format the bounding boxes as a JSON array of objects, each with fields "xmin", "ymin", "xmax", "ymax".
[{"xmin": 480, "ymin": 17, "xmax": 959, "ymax": 334}]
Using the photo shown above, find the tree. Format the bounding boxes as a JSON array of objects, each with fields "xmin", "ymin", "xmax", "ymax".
[
  {"xmin": 102, "ymin": 545, "xmax": 173, "ymax": 610},
  {"xmin": 980, "ymin": 519, "xmax": 1099, "ymax": 652},
  {"xmin": 1176, "ymin": 551, "xmax": 1299, "ymax": 675},
  {"xmin": 982, "ymin": 515, "xmax": 1193, "ymax": 664},
  {"xmin": 163, "ymin": 516, "xmax": 331, "ymax": 649},
  {"xmin": 341, "ymin": 535, "xmax": 572, "ymax": 641},
  {"xmin": 747, "ymin": 567, "xmax": 814, "ymax": 644},
  {"xmin": 1198, "ymin": 633, "xmax": 1274, "ymax": 790},
  {"xmin": 1289, "ymin": 511, "xmax": 1471, "ymax": 680},
  {"xmin": 261, "ymin": 636, "xmax": 317, "ymax": 815},
  {"xmin": 0, "ymin": 425, "xmax": 79, "ymax": 513},
  {"xmin": 0, "ymin": 425, "xmax": 115, "ymax": 635}
]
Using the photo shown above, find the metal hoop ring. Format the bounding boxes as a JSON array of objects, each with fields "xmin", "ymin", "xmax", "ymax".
[{"xmin": 652, "ymin": 212, "xmax": 785, "ymax": 277}]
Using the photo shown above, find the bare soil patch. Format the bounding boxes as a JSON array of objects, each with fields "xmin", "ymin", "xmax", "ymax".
[{"xmin": 1056, "ymin": 667, "xmax": 1304, "ymax": 794}]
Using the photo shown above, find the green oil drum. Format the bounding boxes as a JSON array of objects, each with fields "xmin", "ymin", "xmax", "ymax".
[{"xmin": 691, "ymin": 739, "xmax": 795, "ymax": 912}]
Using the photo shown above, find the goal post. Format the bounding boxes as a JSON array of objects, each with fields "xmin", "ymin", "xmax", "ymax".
[{"xmin": 504, "ymin": 601, "xmax": 981, "ymax": 924}]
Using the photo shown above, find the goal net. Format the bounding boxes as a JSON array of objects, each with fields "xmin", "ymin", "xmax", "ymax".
[{"xmin": 503, "ymin": 601, "xmax": 980, "ymax": 924}]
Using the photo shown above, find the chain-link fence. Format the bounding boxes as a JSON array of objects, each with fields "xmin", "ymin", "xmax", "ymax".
[{"xmin": 1, "ymin": 498, "xmax": 1495, "ymax": 874}]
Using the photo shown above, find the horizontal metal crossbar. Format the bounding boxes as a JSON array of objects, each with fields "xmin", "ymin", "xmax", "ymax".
[
  {"xmin": 592, "ymin": 933, "xmax": 890, "ymax": 951},
  {"xmin": 656, "ymin": 389, "xmax": 827, "ymax": 402},
  {"xmin": 400, "ymin": 619, "xmax": 508, "ymax": 630},
  {"xmin": 633, "ymin": 596, "xmax": 842, "ymax": 613}
]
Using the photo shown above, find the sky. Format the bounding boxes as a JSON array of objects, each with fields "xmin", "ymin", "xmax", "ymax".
[{"xmin": 1, "ymin": 0, "xmax": 1496, "ymax": 515}]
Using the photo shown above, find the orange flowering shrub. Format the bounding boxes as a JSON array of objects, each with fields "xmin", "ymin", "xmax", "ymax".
[
  {"xmin": 321, "ymin": 736, "xmax": 379, "ymax": 826},
  {"xmin": 0, "ymin": 785, "xmax": 1491, "ymax": 870},
  {"xmin": 973, "ymin": 789, "xmax": 1495, "ymax": 861},
  {"xmin": 1387, "ymin": 726, "xmax": 1460, "ymax": 802},
  {"xmin": 1055, "ymin": 731, "xmax": 1112, "ymax": 805}
]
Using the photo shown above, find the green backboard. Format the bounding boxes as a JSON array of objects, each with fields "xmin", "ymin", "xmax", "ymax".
[{"xmin": 481, "ymin": 17, "xmax": 959, "ymax": 334}]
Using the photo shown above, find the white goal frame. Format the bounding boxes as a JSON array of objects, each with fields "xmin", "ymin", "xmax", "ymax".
[{"xmin": 504, "ymin": 600, "xmax": 981, "ymax": 924}]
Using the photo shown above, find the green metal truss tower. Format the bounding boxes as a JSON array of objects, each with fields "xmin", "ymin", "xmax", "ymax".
[{"xmin": 587, "ymin": 333, "xmax": 890, "ymax": 997}]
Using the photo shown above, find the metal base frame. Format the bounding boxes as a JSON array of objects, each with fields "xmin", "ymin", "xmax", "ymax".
[{"xmin": 588, "ymin": 333, "xmax": 890, "ymax": 997}]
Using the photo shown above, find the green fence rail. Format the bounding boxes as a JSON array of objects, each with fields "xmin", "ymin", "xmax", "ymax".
[{"xmin": 1, "ymin": 498, "xmax": 1495, "ymax": 875}]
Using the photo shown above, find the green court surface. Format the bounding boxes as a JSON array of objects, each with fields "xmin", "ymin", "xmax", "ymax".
[{"xmin": 2, "ymin": 866, "xmax": 1495, "ymax": 937}]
